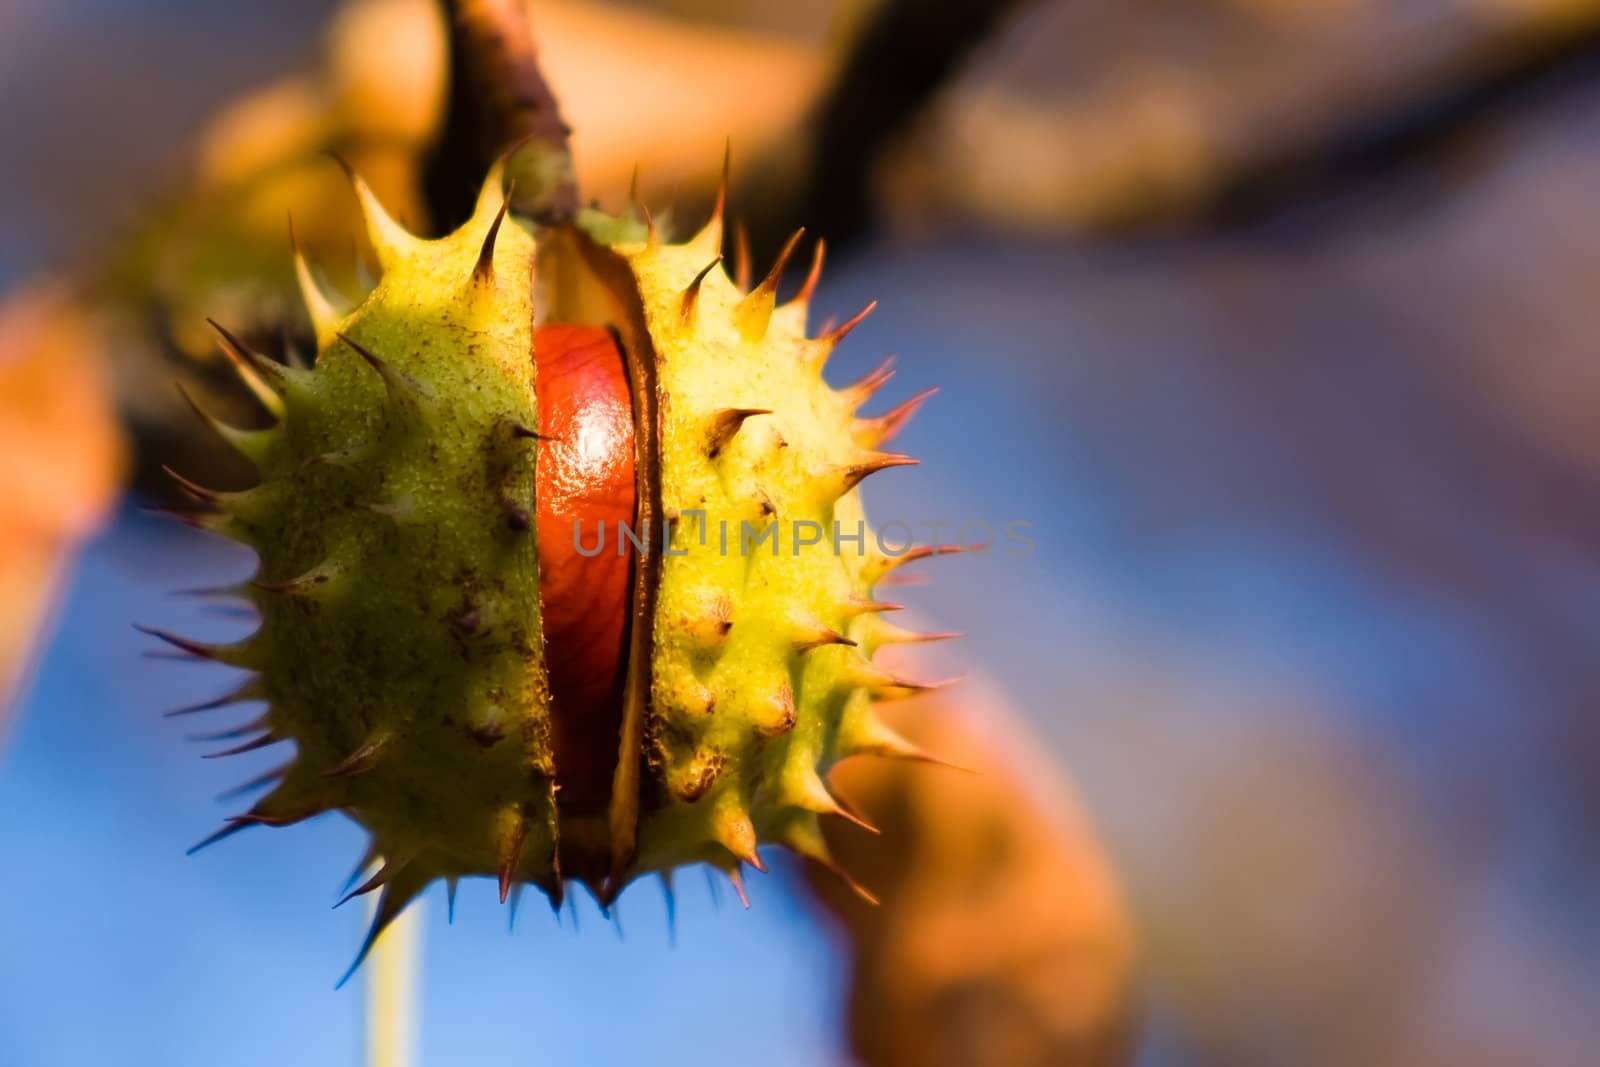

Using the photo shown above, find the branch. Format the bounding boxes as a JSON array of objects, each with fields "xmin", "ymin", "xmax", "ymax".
[
  {"xmin": 1207, "ymin": 14, "xmax": 1600, "ymax": 225},
  {"xmin": 744, "ymin": 0, "xmax": 1038, "ymax": 263}
]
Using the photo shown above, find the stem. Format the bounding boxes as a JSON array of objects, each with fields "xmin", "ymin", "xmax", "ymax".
[
  {"xmin": 365, "ymin": 897, "xmax": 423, "ymax": 1067},
  {"xmin": 425, "ymin": 0, "xmax": 579, "ymax": 230}
]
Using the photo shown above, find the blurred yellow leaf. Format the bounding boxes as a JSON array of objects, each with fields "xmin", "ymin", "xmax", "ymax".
[{"xmin": 0, "ymin": 283, "xmax": 126, "ymax": 722}]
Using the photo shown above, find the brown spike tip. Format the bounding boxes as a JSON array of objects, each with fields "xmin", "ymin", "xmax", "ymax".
[
  {"xmin": 473, "ymin": 181, "xmax": 515, "ymax": 282},
  {"xmin": 506, "ymin": 419, "xmax": 554, "ymax": 442},
  {"xmin": 497, "ymin": 813, "xmax": 529, "ymax": 903},
  {"xmin": 732, "ymin": 220, "xmax": 752, "ymax": 291},
  {"xmin": 337, "ymin": 867, "xmax": 428, "ymax": 989},
  {"xmin": 134, "ymin": 624, "xmax": 247, "ymax": 666},
  {"xmin": 206, "ymin": 318, "xmax": 289, "ymax": 390},
  {"xmin": 796, "ymin": 239, "xmax": 826, "ymax": 306},
  {"xmin": 680, "ymin": 256, "xmax": 724, "ymax": 327},
  {"xmin": 710, "ymin": 140, "xmax": 730, "ymax": 229},
  {"xmin": 334, "ymin": 854, "xmax": 410, "ymax": 909},
  {"xmin": 338, "ymin": 333, "xmax": 425, "ymax": 402},
  {"xmin": 722, "ymin": 865, "xmax": 751, "ymax": 909},
  {"xmin": 322, "ymin": 732, "xmax": 391, "ymax": 778},
  {"xmin": 844, "ymin": 356, "xmax": 897, "ymax": 407},
  {"xmin": 858, "ymin": 386, "xmax": 938, "ymax": 445},
  {"xmin": 755, "ymin": 227, "xmax": 805, "ymax": 298},
  {"xmin": 160, "ymin": 465, "xmax": 219, "ymax": 505},
  {"xmin": 201, "ymin": 733, "xmax": 283, "ymax": 760},
  {"xmin": 823, "ymin": 300, "xmax": 877, "ymax": 346},
  {"xmin": 838, "ymin": 453, "xmax": 918, "ymax": 493},
  {"xmin": 706, "ymin": 407, "xmax": 770, "ymax": 459},
  {"xmin": 793, "ymin": 627, "xmax": 857, "ymax": 653}
]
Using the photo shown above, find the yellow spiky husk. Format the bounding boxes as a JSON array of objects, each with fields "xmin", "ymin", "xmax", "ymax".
[{"xmin": 158, "ymin": 164, "xmax": 949, "ymax": 981}]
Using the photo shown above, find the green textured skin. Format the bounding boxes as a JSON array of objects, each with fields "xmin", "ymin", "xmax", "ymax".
[
  {"xmin": 621, "ymin": 225, "xmax": 920, "ymax": 877},
  {"xmin": 205, "ymin": 178, "xmax": 558, "ymax": 909},
  {"xmin": 168, "ymin": 168, "xmax": 941, "ymax": 972}
]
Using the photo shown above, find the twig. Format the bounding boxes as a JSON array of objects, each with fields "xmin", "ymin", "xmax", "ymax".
[{"xmin": 424, "ymin": 0, "xmax": 578, "ymax": 230}]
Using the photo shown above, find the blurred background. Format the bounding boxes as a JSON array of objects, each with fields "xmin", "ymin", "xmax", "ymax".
[{"xmin": 4, "ymin": 0, "xmax": 1600, "ymax": 1064}]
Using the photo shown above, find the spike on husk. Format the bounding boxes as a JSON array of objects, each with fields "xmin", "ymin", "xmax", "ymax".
[
  {"xmin": 333, "ymin": 155, "xmax": 422, "ymax": 272},
  {"xmin": 291, "ymin": 217, "xmax": 346, "ymax": 350}
]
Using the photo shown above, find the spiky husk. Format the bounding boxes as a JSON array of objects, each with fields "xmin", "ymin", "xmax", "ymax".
[
  {"xmin": 164, "ymin": 163, "xmax": 947, "ymax": 974},
  {"xmin": 620, "ymin": 220, "xmax": 930, "ymax": 881}
]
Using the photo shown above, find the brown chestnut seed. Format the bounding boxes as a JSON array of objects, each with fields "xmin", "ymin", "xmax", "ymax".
[{"xmin": 534, "ymin": 323, "xmax": 636, "ymax": 814}]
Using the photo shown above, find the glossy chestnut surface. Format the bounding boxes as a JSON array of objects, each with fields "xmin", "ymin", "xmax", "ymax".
[{"xmin": 534, "ymin": 323, "xmax": 635, "ymax": 813}]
